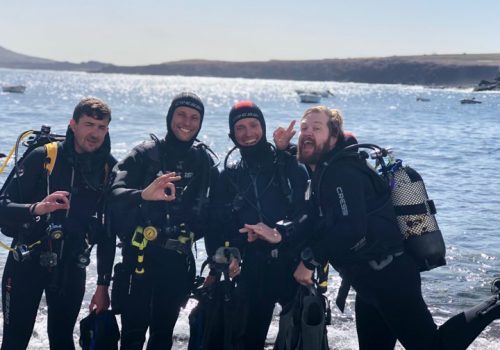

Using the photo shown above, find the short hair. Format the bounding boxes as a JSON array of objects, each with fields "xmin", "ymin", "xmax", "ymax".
[
  {"xmin": 302, "ymin": 106, "xmax": 344, "ymax": 139},
  {"xmin": 72, "ymin": 97, "xmax": 111, "ymax": 122}
]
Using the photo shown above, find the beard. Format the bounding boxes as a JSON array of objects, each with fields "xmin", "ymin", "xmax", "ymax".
[{"xmin": 297, "ymin": 138, "xmax": 331, "ymax": 166}]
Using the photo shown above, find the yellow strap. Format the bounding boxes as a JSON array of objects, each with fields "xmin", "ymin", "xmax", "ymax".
[
  {"xmin": 28, "ymin": 240, "xmax": 42, "ymax": 249},
  {"xmin": 0, "ymin": 240, "xmax": 15, "ymax": 253},
  {"xmin": 323, "ymin": 263, "xmax": 329, "ymax": 273},
  {"xmin": 0, "ymin": 130, "xmax": 34, "ymax": 175},
  {"xmin": 0, "ymin": 145, "xmax": 16, "ymax": 175},
  {"xmin": 0, "ymin": 239, "xmax": 42, "ymax": 254},
  {"xmin": 43, "ymin": 142, "xmax": 58, "ymax": 175}
]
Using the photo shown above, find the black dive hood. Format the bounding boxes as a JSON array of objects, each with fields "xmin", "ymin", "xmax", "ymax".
[{"xmin": 164, "ymin": 92, "xmax": 205, "ymax": 153}]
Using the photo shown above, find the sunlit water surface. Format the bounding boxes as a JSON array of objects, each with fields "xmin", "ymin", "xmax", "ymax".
[{"xmin": 1, "ymin": 68, "xmax": 499, "ymax": 349}]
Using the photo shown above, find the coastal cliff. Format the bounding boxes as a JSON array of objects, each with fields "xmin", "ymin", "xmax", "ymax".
[{"xmin": 2, "ymin": 46, "xmax": 499, "ymax": 86}]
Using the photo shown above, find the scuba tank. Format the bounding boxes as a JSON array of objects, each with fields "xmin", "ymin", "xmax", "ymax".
[
  {"xmin": 0, "ymin": 125, "xmax": 65, "ymax": 237},
  {"xmin": 0, "ymin": 125, "xmax": 65, "ymax": 194},
  {"xmin": 344, "ymin": 143, "xmax": 446, "ymax": 271},
  {"xmin": 383, "ymin": 156, "xmax": 446, "ymax": 271}
]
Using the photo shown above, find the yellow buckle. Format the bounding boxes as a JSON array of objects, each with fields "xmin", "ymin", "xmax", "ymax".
[
  {"xmin": 131, "ymin": 226, "xmax": 148, "ymax": 249},
  {"xmin": 177, "ymin": 232, "xmax": 194, "ymax": 245},
  {"xmin": 177, "ymin": 223, "xmax": 194, "ymax": 245}
]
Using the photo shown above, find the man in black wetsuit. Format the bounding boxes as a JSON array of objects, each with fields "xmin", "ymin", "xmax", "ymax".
[
  {"xmin": 209, "ymin": 100, "xmax": 309, "ymax": 349},
  {"xmin": 0, "ymin": 97, "xmax": 117, "ymax": 350},
  {"xmin": 291, "ymin": 106, "xmax": 500, "ymax": 350},
  {"xmin": 110, "ymin": 92, "xmax": 218, "ymax": 350}
]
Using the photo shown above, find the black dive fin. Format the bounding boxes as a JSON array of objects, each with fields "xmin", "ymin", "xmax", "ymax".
[
  {"xmin": 274, "ymin": 286, "xmax": 330, "ymax": 350},
  {"xmin": 301, "ymin": 286, "xmax": 329, "ymax": 350},
  {"xmin": 274, "ymin": 289, "xmax": 302, "ymax": 350}
]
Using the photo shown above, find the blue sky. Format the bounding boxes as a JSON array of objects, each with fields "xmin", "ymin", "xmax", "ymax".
[{"xmin": 1, "ymin": 0, "xmax": 499, "ymax": 66}]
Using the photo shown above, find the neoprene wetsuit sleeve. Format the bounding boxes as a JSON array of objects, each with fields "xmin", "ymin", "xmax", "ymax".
[
  {"xmin": 310, "ymin": 162, "xmax": 369, "ymax": 266},
  {"xmin": 285, "ymin": 143, "xmax": 298, "ymax": 156},
  {"xmin": 109, "ymin": 146, "xmax": 147, "ymax": 208},
  {"xmin": 0, "ymin": 146, "xmax": 47, "ymax": 226}
]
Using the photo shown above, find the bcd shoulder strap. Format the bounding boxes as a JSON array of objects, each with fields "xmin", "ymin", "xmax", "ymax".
[{"xmin": 43, "ymin": 142, "xmax": 58, "ymax": 175}]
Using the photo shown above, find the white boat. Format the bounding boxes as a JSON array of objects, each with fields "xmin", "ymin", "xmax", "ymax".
[
  {"xmin": 299, "ymin": 93, "xmax": 321, "ymax": 103},
  {"xmin": 319, "ymin": 89, "xmax": 334, "ymax": 97},
  {"xmin": 295, "ymin": 89, "xmax": 333, "ymax": 98},
  {"xmin": 2, "ymin": 85, "xmax": 26, "ymax": 93}
]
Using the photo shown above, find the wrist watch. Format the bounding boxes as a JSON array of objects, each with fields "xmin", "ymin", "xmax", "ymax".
[{"xmin": 300, "ymin": 247, "xmax": 320, "ymax": 270}]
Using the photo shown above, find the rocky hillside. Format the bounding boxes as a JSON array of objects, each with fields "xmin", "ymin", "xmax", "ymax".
[
  {"xmin": 99, "ymin": 56, "xmax": 500, "ymax": 86},
  {"xmin": 2, "ymin": 45, "xmax": 499, "ymax": 86},
  {"xmin": 0, "ymin": 46, "xmax": 109, "ymax": 72}
]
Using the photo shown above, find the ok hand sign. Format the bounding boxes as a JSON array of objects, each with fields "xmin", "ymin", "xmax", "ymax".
[{"xmin": 141, "ymin": 172, "xmax": 181, "ymax": 201}]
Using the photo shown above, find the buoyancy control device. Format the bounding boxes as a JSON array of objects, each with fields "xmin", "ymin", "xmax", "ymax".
[
  {"xmin": 332, "ymin": 143, "xmax": 446, "ymax": 271},
  {"xmin": 0, "ymin": 125, "xmax": 65, "ymax": 239},
  {"xmin": 0, "ymin": 125, "xmax": 65, "ymax": 188}
]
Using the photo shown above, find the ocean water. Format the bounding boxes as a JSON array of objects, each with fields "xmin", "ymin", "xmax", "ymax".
[{"xmin": 0, "ymin": 68, "xmax": 499, "ymax": 349}]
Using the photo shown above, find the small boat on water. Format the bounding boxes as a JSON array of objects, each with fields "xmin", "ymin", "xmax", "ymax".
[
  {"xmin": 416, "ymin": 97, "xmax": 430, "ymax": 102},
  {"xmin": 295, "ymin": 89, "xmax": 333, "ymax": 98},
  {"xmin": 298, "ymin": 93, "xmax": 321, "ymax": 103},
  {"xmin": 460, "ymin": 97, "xmax": 482, "ymax": 104},
  {"xmin": 2, "ymin": 85, "xmax": 26, "ymax": 93},
  {"xmin": 473, "ymin": 82, "xmax": 500, "ymax": 92},
  {"xmin": 473, "ymin": 77, "xmax": 500, "ymax": 91}
]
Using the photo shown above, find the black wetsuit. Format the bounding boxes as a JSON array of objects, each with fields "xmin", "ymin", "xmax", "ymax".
[
  {"xmin": 110, "ymin": 137, "xmax": 218, "ymax": 350},
  {"xmin": 309, "ymin": 141, "xmax": 500, "ymax": 350},
  {"xmin": 210, "ymin": 144, "xmax": 309, "ymax": 350},
  {"xmin": 0, "ymin": 131, "xmax": 116, "ymax": 350}
]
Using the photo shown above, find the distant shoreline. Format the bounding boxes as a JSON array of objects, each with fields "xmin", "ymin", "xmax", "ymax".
[
  {"xmin": 96, "ymin": 58, "xmax": 499, "ymax": 88},
  {"xmin": 1, "ymin": 46, "xmax": 500, "ymax": 87}
]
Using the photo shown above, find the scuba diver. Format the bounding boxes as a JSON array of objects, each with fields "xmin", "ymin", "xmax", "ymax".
[
  {"xmin": 290, "ymin": 106, "xmax": 500, "ymax": 350},
  {"xmin": 109, "ymin": 92, "xmax": 218, "ymax": 350},
  {"xmin": 0, "ymin": 97, "xmax": 117, "ymax": 350},
  {"xmin": 208, "ymin": 100, "xmax": 309, "ymax": 349}
]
